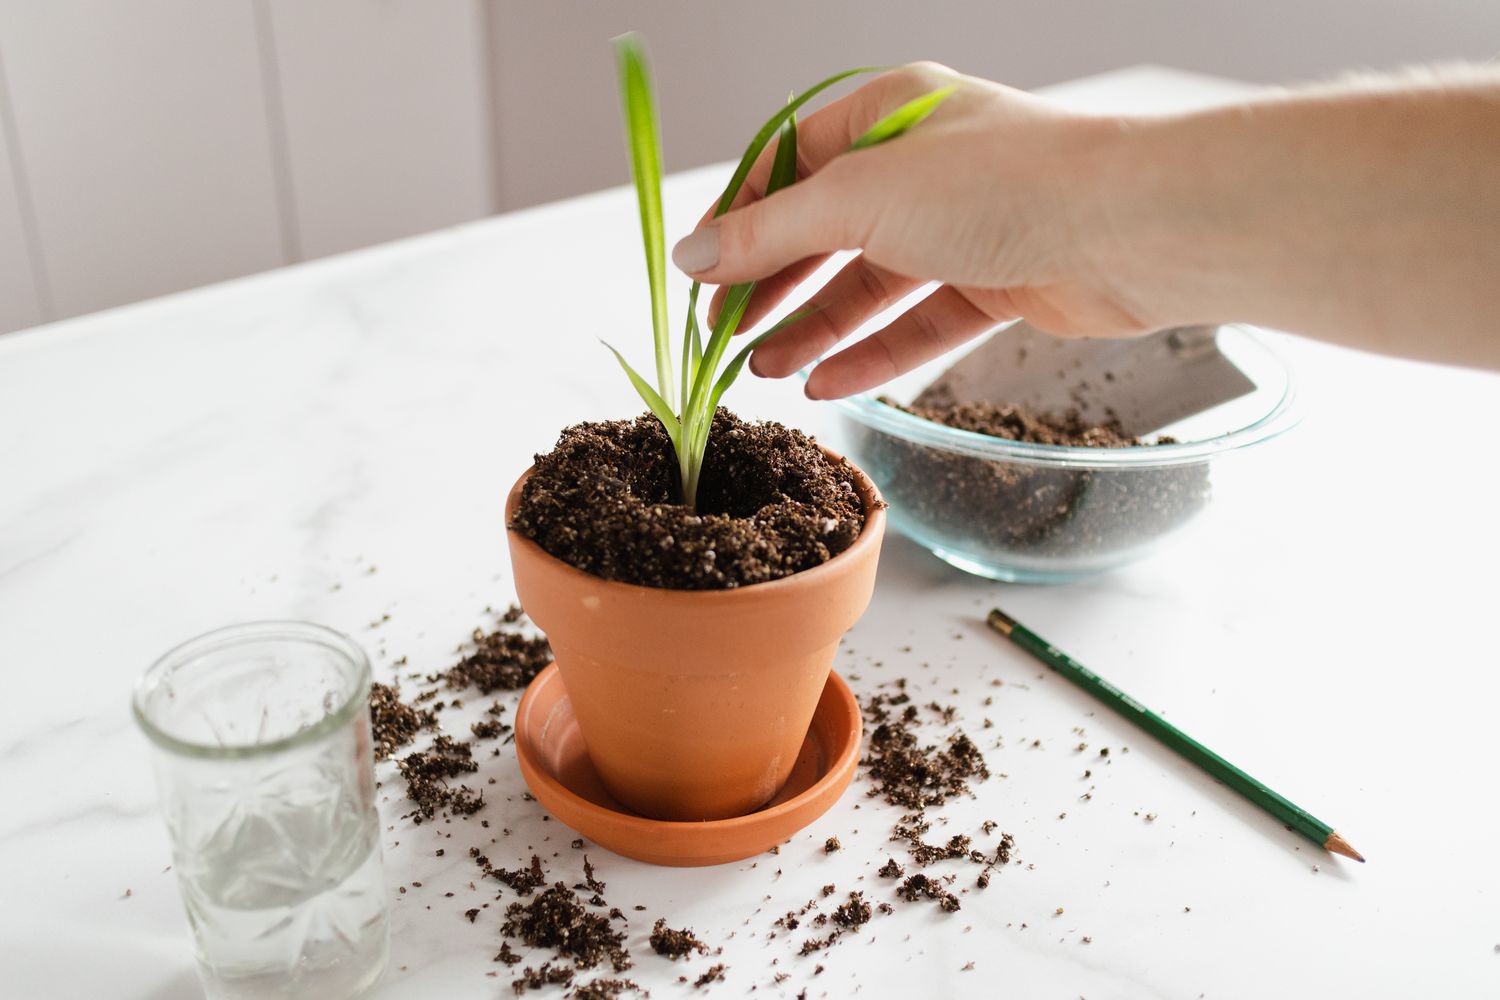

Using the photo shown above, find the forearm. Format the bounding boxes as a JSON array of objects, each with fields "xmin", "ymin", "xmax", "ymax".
[{"xmin": 1087, "ymin": 70, "xmax": 1500, "ymax": 367}]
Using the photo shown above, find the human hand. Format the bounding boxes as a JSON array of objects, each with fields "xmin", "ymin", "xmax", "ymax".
[
  {"xmin": 671, "ymin": 63, "xmax": 1146, "ymax": 399},
  {"xmin": 674, "ymin": 63, "xmax": 1500, "ymax": 383}
]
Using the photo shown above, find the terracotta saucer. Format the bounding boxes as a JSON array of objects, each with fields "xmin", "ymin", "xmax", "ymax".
[{"xmin": 514, "ymin": 664, "xmax": 862, "ymax": 867}]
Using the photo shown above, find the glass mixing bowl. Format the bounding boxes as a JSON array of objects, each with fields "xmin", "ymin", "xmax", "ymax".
[{"xmin": 817, "ymin": 324, "xmax": 1298, "ymax": 583}]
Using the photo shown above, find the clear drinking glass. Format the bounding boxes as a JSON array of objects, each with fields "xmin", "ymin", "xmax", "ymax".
[{"xmin": 133, "ymin": 622, "xmax": 389, "ymax": 1000}]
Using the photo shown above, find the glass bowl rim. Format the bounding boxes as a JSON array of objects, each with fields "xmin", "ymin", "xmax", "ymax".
[{"xmin": 811, "ymin": 323, "xmax": 1299, "ymax": 469}]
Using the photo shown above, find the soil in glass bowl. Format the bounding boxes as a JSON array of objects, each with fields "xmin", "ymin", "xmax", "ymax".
[{"xmin": 867, "ymin": 397, "xmax": 1210, "ymax": 564}]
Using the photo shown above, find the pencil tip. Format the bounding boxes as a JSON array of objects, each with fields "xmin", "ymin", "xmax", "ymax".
[{"xmin": 1325, "ymin": 831, "xmax": 1366, "ymax": 863}]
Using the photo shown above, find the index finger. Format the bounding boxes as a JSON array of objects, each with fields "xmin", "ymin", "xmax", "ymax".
[{"xmin": 693, "ymin": 65, "xmax": 948, "ymax": 227}]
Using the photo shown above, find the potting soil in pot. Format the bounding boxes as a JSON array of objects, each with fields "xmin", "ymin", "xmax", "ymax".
[
  {"xmin": 867, "ymin": 397, "xmax": 1210, "ymax": 559},
  {"xmin": 510, "ymin": 408, "xmax": 867, "ymax": 589}
]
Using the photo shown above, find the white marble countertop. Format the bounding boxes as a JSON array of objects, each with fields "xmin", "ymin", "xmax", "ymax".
[{"xmin": 4, "ymin": 66, "xmax": 1499, "ymax": 1000}]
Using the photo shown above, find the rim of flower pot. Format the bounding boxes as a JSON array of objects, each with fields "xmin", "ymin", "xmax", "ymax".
[{"xmin": 504, "ymin": 444, "xmax": 886, "ymax": 600}]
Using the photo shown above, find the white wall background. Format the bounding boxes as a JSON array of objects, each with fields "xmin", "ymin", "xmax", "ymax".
[
  {"xmin": 1, "ymin": 0, "xmax": 1497, "ymax": 334},
  {"xmin": 0, "ymin": 0, "xmax": 493, "ymax": 334}
]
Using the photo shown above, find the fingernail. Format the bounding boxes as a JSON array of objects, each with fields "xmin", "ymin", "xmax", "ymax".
[
  {"xmin": 672, "ymin": 227, "xmax": 719, "ymax": 274},
  {"xmin": 748, "ymin": 351, "xmax": 765, "ymax": 377}
]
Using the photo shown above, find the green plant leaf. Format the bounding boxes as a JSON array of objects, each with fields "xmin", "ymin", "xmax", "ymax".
[
  {"xmin": 606, "ymin": 39, "xmax": 948, "ymax": 510},
  {"xmin": 767, "ymin": 97, "xmax": 799, "ymax": 193},
  {"xmin": 684, "ymin": 277, "xmax": 752, "ymax": 422},
  {"xmin": 675, "ymin": 302, "xmax": 823, "ymax": 507},
  {"xmin": 848, "ymin": 83, "xmax": 959, "ymax": 151},
  {"xmin": 677, "ymin": 90, "xmax": 812, "ymax": 429},
  {"xmin": 681, "ymin": 280, "xmax": 704, "ymax": 414},
  {"xmin": 683, "ymin": 107, "xmax": 802, "ymax": 430},
  {"xmin": 601, "ymin": 340, "xmax": 680, "ymax": 446},
  {"xmin": 705, "ymin": 306, "xmax": 823, "ymax": 414},
  {"xmin": 712, "ymin": 66, "xmax": 882, "ymax": 217},
  {"xmin": 613, "ymin": 33, "xmax": 675, "ymax": 412}
]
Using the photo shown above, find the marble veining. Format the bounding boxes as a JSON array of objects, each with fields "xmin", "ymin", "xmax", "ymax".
[{"xmin": 2, "ymin": 67, "xmax": 1499, "ymax": 1000}]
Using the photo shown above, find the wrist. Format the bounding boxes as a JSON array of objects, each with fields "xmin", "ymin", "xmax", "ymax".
[
  {"xmin": 1067, "ymin": 109, "xmax": 1263, "ymax": 333},
  {"xmin": 1075, "ymin": 81, "xmax": 1500, "ymax": 364}
]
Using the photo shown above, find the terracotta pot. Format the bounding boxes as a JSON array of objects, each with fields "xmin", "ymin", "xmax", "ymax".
[{"xmin": 504, "ymin": 450, "xmax": 885, "ymax": 822}]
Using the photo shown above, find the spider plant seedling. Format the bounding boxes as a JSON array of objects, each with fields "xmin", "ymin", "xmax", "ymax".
[{"xmin": 608, "ymin": 33, "xmax": 957, "ymax": 508}]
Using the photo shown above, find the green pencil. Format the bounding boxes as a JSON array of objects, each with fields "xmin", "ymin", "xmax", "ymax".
[{"xmin": 986, "ymin": 607, "xmax": 1364, "ymax": 862}]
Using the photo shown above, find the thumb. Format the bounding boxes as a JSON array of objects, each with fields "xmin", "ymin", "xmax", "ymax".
[{"xmin": 671, "ymin": 175, "xmax": 857, "ymax": 285}]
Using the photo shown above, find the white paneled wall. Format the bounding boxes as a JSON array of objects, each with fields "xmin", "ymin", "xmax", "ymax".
[
  {"xmin": 0, "ymin": 1, "xmax": 286, "ymax": 321},
  {"xmin": 1, "ymin": 1, "xmax": 1496, "ymax": 334},
  {"xmin": 488, "ymin": 0, "xmax": 1500, "ymax": 209},
  {"xmin": 0, "ymin": 0, "xmax": 495, "ymax": 334},
  {"xmin": 261, "ymin": 0, "xmax": 494, "ymax": 259},
  {"xmin": 0, "ymin": 63, "xmax": 43, "ymax": 334}
]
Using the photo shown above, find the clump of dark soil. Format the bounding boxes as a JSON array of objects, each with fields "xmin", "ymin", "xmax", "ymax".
[
  {"xmin": 858, "ymin": 397, "xmax": 1209, "ymax": 563},
  {"xmin": 369, "ymin": 681, "xmax": 436, "ymax": 760},
  {"xmin": 895, "ymin": 873, "xmax": 961, "ymax": 912},
  {"xmin": 892, "ymin": 817, "xmax": 973, "ymax": 867},
  {"xmin": 578, "ymin": 856, "xmax": 606, "ymax": 897},
  {"xmin": 572, "ymin": 979, "xmax": 645, "ymax": 999},
  {"xmin": 502, "ymin": 884, "xmax": 632, "ymax": 972},
  {"xmin": 510, "ymin": 410, "xmax": 868, "ymax": 589},
  {"xmin": 795, "ymin": 890, "xmax": 872, "ymax": 956},
  {"xmin": 370, "ymin": 603, "xmax": 546, "ymax": 822},
  {"xmin": 396, "ymin": 735, "xmax": 482, "ymax": 822},
  {"xmin": 977, "ymin": 833, "xmax": 1016, "ymax": 888},
  {"xmin": 692, "ymin": 964, "xmax": 727, "ymax": 988},
  {"xmin": 773, "ymin": 899, "xmax": 820, "ymax": 933},
  {"xmin": 470, "ymin": 709, "xmax": 512, "ymax": 741},
  {"xmin": 511, "ymin": 962, "xmax": 574, "ymax": 994},
  {"xmin": 831, "ymin": 891, "xmax": 872, "ymax": 930},
  {"xmin": 861, "ymin": 687, "xmax": 990, "ymax": 809},
  {"xmin": 438, "ymin": 627, "xmax": 551, "ymax": 694},
  {"xmin": 650, "ymin": 918, "xmax": 709, "ymax": 959},
  {"xmin": 859, "ymin": 681, "xmax": 1016, "ymax": 911},
  {"xmin": 798, "ymin": 934, "xmax": 837, "ymax": 956},
  {"xmin": 473, "ymin": 849, "xmax": 546, "ymax": 896}
]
